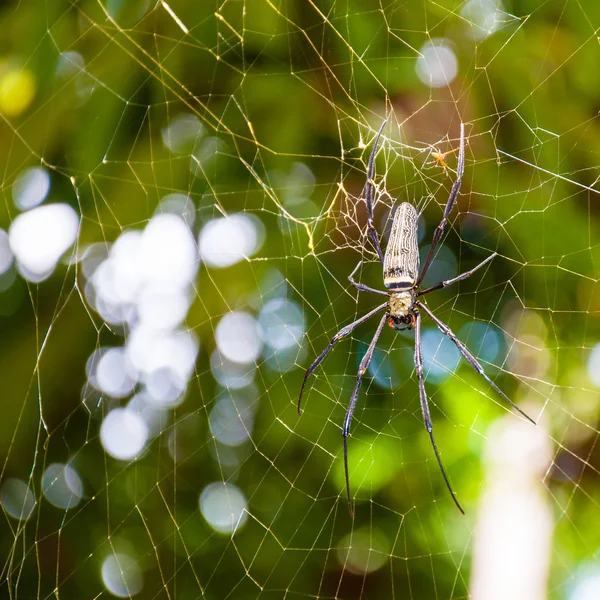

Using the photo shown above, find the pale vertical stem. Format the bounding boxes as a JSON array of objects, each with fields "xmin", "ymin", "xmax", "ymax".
[{"xmin": 470, "ymin": 408, "xmax": 553, "ymax": 600}]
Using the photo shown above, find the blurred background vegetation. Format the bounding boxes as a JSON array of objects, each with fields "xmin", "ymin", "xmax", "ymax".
[{"xmin": 1, "ymin": 0, "xmax": 600, "ymax": 598}]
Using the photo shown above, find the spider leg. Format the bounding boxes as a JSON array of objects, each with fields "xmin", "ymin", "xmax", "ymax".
[
  {"xmin": 417, "ymin": 123, "xmax": 465, "ymax": 287},
  {"xmin": 365, "ymin": 120, "xmax": 388, "ymax": 265},
  {"xmin": 417, "ymin": 253, "xmax": 497, "ymax": 296},
  {"xmin": 298, "ymin": 302, "xmax": 388, "ymax": 415},
  {"xmin": 417, "ymin": 301, "xmax": 535, "ymax": 425},
  {"xmin": 414, "ymin": 310, "xmax": 465, "ymax": 514},
  {"xmin": 342, "ymin": 311, "xmax": 388, "ymax": 517},
  {"xmin": 348, "ymin": 260, "xmax": 389, "ymax": 296}
]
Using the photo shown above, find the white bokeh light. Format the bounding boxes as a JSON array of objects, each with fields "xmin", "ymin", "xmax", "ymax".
[
  {"xmin": 80, "ymin": 242, "xmax": 110, "ymax": 279},
  {"xmin": 155, "ymin": 193, "xmax": 196, "ymax": 227},
  {"xmin": 587, "ymin": 343, "xmax": 600, "ymax": 387},
  {"xmin": 416, "ymin": 39, "xmax": 458, "ymax": 88},
  {"xmin": 86, "ymin": 347, "xmax": 108, "ymax": 378},
  {"xmin": 198, "ymin": 214, "xmax": 264, "ymax": 268},
  {"xmin": 215, "ymin": 311, "xmax": 263, "ymax": 365},
  {"xmin": 93, "ymin": 231, "xmax": 144, "ymax": 308},
  {"xmin": 0, "ymin": 229, "xmax": 14, "ymax": 275},
  {"xmin": 258, "ymin": 298, "xmax": 304, "ymax": 350},
  {"xmin": 81, "ymin": 197, "xmax": 203, "ymax": 464},
  {"xmin": 208, "ymin": 442, "xmax": 242, "ymax": 468},
  {"xmin": 462, "ymin": 0, "xmax": 505, "ymax": 40},
  {"xmin": 126, "ymin": 326, "xmax": 198, "ymax": 405},
  {"xmin": 56, "ymin": 51, "xmax": 93, "ymax": 101},
  {"xmin": 41, "ymin": 463, "xmax": 84, "ymax": 510},
  {"xmin": 56, "ymin": 50, "xmax": 85, "ymax": 78},
  {"xmin": 161, "ymin": 113, "xmax": 204, "ymax": 154},
  {"xmin": 137, "ymin": 284, "xmax": 190, "ymax": 331},
  {"xmin": 94, "ymin": 347, "xmax": 138, "ymax": 398},
  {"xmin": 337, "ymin": 528, "xmax": 390, "ymax": 575},
  {"xmin": 199, "ymin": 482, "xmax": 248, "ymax": 534},
  {"xmin": 570, "ymin": 566, "xmax": 600, "ymax": 600},
  {"xmin": 8, "ymin": 203, "xmax": 79, "ymax": 281},
  {"xmin": 127, "ymin": 392, "xmax": 168, "ymax": 438},
  {"xmin": 100, "ymin": 408, "xmax": 149, "ymax": 460},
  {"xmin": 459, "ymin": 321, "xmax": 501, "ymax": 364},
  {"xmin": 191, "ymin": 136, "xmax": 227, "ymax": 178},
  {"xmin": 0, "ymin": 478, "xmax": 36, "ymax": 520},
  {"xmin": 209, "ymin": 392, "xmax": 255, "ymax": 447},
  {"xmin": 421, "ymin": 327, "xmax": 461, "ymax": 383},
  {"xmin": 13, "ymin": 167, "xmax": 51, "ymax": 210},
  {"xmin": 210, "ymin": 350, "xmax": 256, "ymax": 389},
  {"xmin": 84, "ymin": 211, "xmax": 200, "ymax": 415},
  {"xmin": 271, "ymin": 161, "xmax": 316, "ymax": 207},
  {"xmin": 92, "ymin": 291, "xmax": 136, "ymax": 327},
  {"xmin": 101, "ymin": 553, "xmax": 143, "ymax": 597},
  {"xmin": 89, "ymin": 213, "xmax": 197, "ymax": 324},
  {"xmin": 139, "ymin": 213, "xmax": 198, "ymax": 287}
]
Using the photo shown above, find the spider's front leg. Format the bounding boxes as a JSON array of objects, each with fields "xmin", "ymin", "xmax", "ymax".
[
  {"xmin": 297, "ymin": 302, "xmax": 388, "ymax": 415},
  {"xmin": 417, "ymin": 252, "xmax": 497, "ymax": 296},
  {"xmin": 417, "ymin": 122, "xmax": 465, "ymax": 287},
  {"xmin": 364, "ymin": 120, "xmax": 387, "ymax": 265},
  {"xmin": 348, "ymin": 260, "xmax": 389, "ymax": 296}
]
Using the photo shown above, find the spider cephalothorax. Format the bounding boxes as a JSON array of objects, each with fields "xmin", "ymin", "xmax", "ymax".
[
  {"xmin": 297, "ymin": 120, "xmax": 535, "ymax": 517},
  {"xmin": 387, "ymin": 291, "xmax": 415, "ymax": 331}
]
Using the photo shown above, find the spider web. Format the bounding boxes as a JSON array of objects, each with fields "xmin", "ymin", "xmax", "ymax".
[{"xmin": 1, "ymin": 1, "xmax": 599, "ymax": 598}]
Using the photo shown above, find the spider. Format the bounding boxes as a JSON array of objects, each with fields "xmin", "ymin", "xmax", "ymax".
[
  {"xmin": 430, "ymin": 143, "xmax": 461, "ymax": 176},
  {"xmin": 298, "ymin": 121, "xmax": 535, "ymax": 516}
]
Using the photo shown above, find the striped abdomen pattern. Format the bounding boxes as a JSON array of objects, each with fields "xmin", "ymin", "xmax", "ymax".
[{"xmin": 383, "ymin": 202, "xmax": 419, "ymax": 290}]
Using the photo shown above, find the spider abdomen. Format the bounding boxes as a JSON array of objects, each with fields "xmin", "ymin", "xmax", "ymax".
[{"xmin": 383, "ymin": 202, "xmax": 419, "ymax": 290}]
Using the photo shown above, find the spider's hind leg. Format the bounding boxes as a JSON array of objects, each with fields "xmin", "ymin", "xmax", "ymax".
[
  {"xmin": 342, "ymin": 311, "xmax": 388, "ymax": 517},
  {"xmin": 414, "ymin": 309, "xmax": 465, "ymax": 514},
  {"xmin": 417, "ymin": 301, "xmax": 535, "ymax": 425}
]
